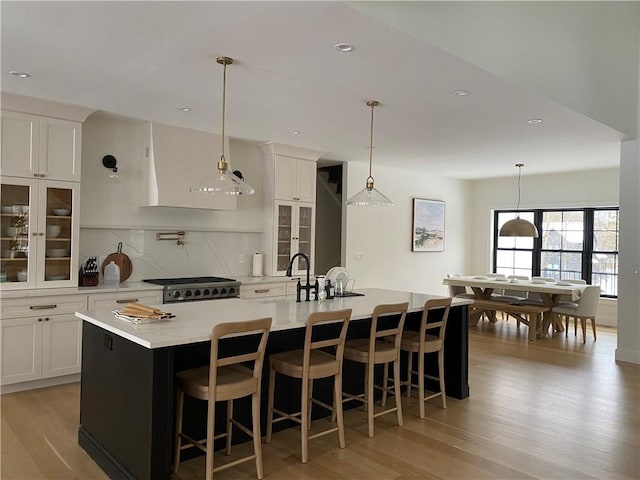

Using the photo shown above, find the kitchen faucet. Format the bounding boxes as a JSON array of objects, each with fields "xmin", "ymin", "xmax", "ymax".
[{"xmin": 286, "ymin": 252, "xmax": 317, "ymax": 302}]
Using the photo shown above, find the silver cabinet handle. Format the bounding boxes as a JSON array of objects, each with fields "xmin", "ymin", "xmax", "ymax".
[
  {"xmin": 30, "ymin": 304, "xmax": 57, "ymax": 310},
  {"xmin": 116, "ymin": 299, "xmax": 139, "ymax": 304}
]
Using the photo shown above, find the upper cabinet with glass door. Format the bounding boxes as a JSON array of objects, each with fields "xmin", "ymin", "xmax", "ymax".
[
  {"xmin": 1, "ymin": 111, "xmax": 82, "ymax": 182},
  {"xmin": 0, "ymin": 177, "xmax": 79, "ymax": 289}
]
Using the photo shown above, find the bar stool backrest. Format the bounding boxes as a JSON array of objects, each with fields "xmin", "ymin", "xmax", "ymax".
[
  {"xmin": 420, "ymin": 298, "xmax": 452, "ymax": 350},
  {"xmin": 303, "ymin": 309, "xmax": 352, "ymax": 376},
  {"xmin": 209, "ymin": 318, "xmax": 273, "ymax": 390},
  {"xmin": 368, "ymin": 302, "xmax": 409, "ymax": 357}
]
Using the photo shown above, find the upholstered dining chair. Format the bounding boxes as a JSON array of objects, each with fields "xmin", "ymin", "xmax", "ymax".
[{"xmin": 552, "ymin": 285, "xmax": 600, "ymax": 342}]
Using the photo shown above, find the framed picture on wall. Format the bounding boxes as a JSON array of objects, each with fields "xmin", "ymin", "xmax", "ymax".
[{"xmin": 412, "ymin": 198, "xmax": 445, "ymax": 252}]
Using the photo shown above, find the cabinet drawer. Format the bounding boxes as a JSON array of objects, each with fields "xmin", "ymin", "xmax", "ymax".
[
  {"xmin": 87, "ymin": 291, "xmax": 163, "ymax": 311},
  {"xmin": 1, "ymin": 294, "xmax": 87, "ymax": 319},
  {"xmin": 239, "ymin": 283, "xmax": 286, "ymax": 299}
]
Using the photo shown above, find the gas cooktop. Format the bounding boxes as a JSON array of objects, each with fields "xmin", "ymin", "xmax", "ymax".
[{"xmin": 143, "ymin": 276, "xmax": 240, "ymax": 303}]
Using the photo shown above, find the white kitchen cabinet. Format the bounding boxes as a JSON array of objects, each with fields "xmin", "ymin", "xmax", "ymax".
[
  {"xmin": 0, "ymin": 294, "xmax": 86, "ymax": 385},
  {"xmin": 1, "ymin": 110, "xmax": 82, "ymax": 182},
  {"xmin": 273, "ymin": 201, "xmax": 315, "ymax": 276},
  {"xmin": 239, "ymin": 281, "xmax": 288, "ymax": 299},
  {"xmin": 87, "ymin": 290, "xmax": 163, "ymax": 311},
  {"xmin": 0, "ymin": 176, "xmax": 80, "ymax": 289},
  {"xmin": 274, "ymin": 156, "xmax": 316, "ymax": 203}
]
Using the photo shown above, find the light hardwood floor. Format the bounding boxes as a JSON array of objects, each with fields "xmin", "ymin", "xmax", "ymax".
[{"xmin": 2, "ymin": 322, "xmax": 639, "ymax": 479}]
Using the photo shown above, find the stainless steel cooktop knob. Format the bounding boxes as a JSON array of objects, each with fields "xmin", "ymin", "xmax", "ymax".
[
  {"xmin": 203, "ymin": 288, "xmax": 210, "ymax": 295},
  {"xmin": 173, "ymin": 291, "xmax": 181, "ymax": 298},
  {"xmin": 212, "ymin": 288, "xmax": 219, "ymax": 295},
  {"xmin": 185, "ymin": 290, "xmax": 192, "ymax": 297},
  {"xmin": 194, "ymin": 289, "xmax": 201, "ymax": 296},
  {"xmin": 221, "ymin": 288, "xmax": 227, "ymax": 295}
]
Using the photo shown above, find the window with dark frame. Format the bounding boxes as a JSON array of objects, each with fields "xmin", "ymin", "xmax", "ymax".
[{"xmin": 493, "ymin": 207, "xmax": 619, "ymax": 297}]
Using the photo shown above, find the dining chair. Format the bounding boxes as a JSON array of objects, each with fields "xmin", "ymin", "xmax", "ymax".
[
  {"xmin": 446, "ymin": 273, "xmax": 475, "ymax": 299},
  {"xmin": 340, "ymin": 302, "xmax": 408, "ymax": 438},
  {"xmin": 552, "ymin": 285, "xmax": 600, "ymax": 342},
  {"xmin": 173, "ymin": 317, "xmax": 272, "ymax": 480},
  {"xmin": 391, "ymin": 297, "xmax": 451, "ymax": 418},
  {"xmin": 265, "ymin": 309, "xmax": 352, "ymax": 464}
]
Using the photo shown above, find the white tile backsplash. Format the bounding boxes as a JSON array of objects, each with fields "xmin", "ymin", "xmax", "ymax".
[{"xmin": 80, "ymin": 228, "xmax": 262, "ymax": 281}]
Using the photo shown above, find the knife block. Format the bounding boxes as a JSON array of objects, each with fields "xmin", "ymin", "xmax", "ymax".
[{"xmin": 79, "ymin": 268, "xmax": 99, "ymax": 287}]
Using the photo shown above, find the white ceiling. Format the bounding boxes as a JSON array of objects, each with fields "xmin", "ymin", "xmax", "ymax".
[{"xmin": 1, "ymin": 1, "xmax": 632, "ymax": 179}]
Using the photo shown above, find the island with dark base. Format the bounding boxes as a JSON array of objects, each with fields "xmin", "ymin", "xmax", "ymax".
[{"xmin": 75, "ymin": 288, "xmax": 472, "ymax": 480}]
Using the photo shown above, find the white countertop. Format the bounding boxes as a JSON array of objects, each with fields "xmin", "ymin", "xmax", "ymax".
[
  {"xmin": 76, "ymin": 288, "xmax": 472, "ymax": 349},
  {"xmin": 0, "ymin": 281, "xmax": 163, "ymax": 299}
]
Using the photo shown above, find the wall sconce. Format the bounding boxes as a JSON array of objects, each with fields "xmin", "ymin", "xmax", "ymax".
[{"xmin": 102, "ymin": 155, "xmax": 120, "ymax": 183}]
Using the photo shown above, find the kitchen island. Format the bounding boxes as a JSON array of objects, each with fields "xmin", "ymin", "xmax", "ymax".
[{"xmin": 76, "ymin": 288, "xmax": 471, "ymax": 480}]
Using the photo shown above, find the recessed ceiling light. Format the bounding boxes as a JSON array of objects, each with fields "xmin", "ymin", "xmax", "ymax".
[
  {"xmin": 334, "ymin": 43, "xmax": 354, "ymax": 52},
  {"xmin": 453, "ymin": 90, "xmax": 470, "ymax": 96},
  {"xmin": 289, "ymin": 130, "xmax": 301, "ymax": 135},
  {"xmin": 9, "ymin": 70, "xmax": 30, "ymax": 78},
  {"xmin": 528, "ymin": 118, "xmax": 543, "ymax": 124},
  {"xmin": 178, "ymin": 107, "xmax": 192, "ymax": 112}
]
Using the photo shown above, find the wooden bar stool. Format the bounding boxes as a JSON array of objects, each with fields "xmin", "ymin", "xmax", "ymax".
[
  {"xmin": 173, "ymin": 317, "xmax": 272, "ymax": 480},
  {"xmin": 391, "ymin": 297, "xmax": 451, "ymax": 419},
  {"xmin": 265, "ymin": 309, "xmax": 352, "ymax": 464},
  {"xmin": 341, "ymin": 302, "xmax": 408, "ymax": 438}
]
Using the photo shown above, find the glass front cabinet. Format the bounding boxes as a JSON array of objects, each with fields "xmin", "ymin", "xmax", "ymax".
[
  {"xmin": 0, "ymin": 176, "xmax": 80, "ymax": 289},
  {"xmin": 274, "ymin": 200, "xmax": 315, "ymax": 276}
]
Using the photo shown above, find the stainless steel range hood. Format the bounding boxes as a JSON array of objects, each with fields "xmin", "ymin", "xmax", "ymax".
[{"xmin": 140, "ymin": 121, "xmax": 236, "ymax": 210}]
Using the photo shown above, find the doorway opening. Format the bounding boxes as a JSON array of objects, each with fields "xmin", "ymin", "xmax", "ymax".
[{"xmin": 315, "ymin": 163, "xmax": 343, "ymax": 275}]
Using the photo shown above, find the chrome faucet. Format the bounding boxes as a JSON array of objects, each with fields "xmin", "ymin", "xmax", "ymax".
[{"xmin": 286, "ymin": 252, "xmax": 317, "ymax": 302}]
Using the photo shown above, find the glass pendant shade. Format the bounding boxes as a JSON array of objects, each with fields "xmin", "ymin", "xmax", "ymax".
[
  {"xmin": 346, "ymin": 100, "xmax": 393, "ymax": 207},
  {"xmin": 499, "ymin": 217, "xmax": 538, "ymax": 237},
  {"xmin": 189, "ymin": 168, "xmax": 255, "ymax": 195},
  {"xmin": 499, "ymin": 163, "xmax": 538, "ymax": 237},
  {"xmin": 190, "ymin": 56, "xmax": 254, "ymax": 196},
  {"xmin": 346, "ymin": 183, "xmax": 394, "ymax": 206}
]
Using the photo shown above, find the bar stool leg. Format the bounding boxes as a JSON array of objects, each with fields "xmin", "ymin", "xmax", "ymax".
[
  {"xmin": 381, "ymin": 362, "xmax": 389, "ymax": 407},
  {"xmin": 252, "ymin": 391, "xmax": 264, "ymax": 479},
  {"xmin": 301, "ymin": 375, "xmax": 310, "ymax": 463},
  {"xmin": 334, "ymin": 370, "xmax": 346, "ymax": 449},
  {"xmin": 406, "ymin": 352, "xmax": 413, "ymax": 399},
  {"xmin": 205, "ymin": 393, "xmax": 216, "ymax": 480},
  {"xmin": 393, "ymin": 358, "xmax": 403, "ymax": 427},
  {"xmin": 367, "ymin": 363, "xmax": 375, "ymax": 438},
  {"xmin": 226, "ymin": 399, "xmax": 233, "ymax": 455},
  {"xmin": 438, "ymin": 348, "xmax": 447, "ymax": 409},
  {"xmin": 173, "ymin": 388, "xmax": 184, "ymax": 474},
  {"xmin": 418, "ymin": 349, "xmax": 425, "ymax": 419},
  {"xmin": 265, "ymin": 366, "xmax": 276, "ymax": 443},
  {"xmin": 308, "ymin": 379, "xmax": 313, "ymax": 429}
]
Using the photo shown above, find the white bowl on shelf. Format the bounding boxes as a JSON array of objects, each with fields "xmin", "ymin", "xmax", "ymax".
[
  {"xmin": 52, "ymin": 209, "xmax": 71, "ymax": 216},
  {"xmin": 16, "ymin": 270, "xmax": 28, "ymax": 282},
  {"xmin": 46, "ymin": 248, "xmax": 70, "ymax": 258},
  {"xmin": 46, "ymin": 225, "xmax": 61, "ymax": 238}
]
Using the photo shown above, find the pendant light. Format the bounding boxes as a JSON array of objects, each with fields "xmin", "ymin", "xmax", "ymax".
[
  {"xmin": 499, "ymin": 163, "xmax": 539, "ymax": 237},
  {"xmin": 346, "ymin": 100, "xmax": 393, "ymax": 206},
  {"xmin": 190, "ymin": 56, "xmax": 254, "ymax": 196}
]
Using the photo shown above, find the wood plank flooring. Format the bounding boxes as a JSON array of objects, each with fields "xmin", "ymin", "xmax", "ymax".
[{"xmin": 2, "ymin": 322, "xmax": 638, "ymax": 479}]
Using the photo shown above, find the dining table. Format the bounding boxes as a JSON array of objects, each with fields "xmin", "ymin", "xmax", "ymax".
[{"xmin": 443, "ymin": 276, "xmax": 587, "ymax": 334}]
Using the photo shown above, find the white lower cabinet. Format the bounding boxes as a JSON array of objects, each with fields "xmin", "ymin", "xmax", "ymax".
[
  {"xmin": 87, "ymin": 290, "xmax": 163, "ymax": 311},
  {"xmin": 0, "ymin": 294, "xmax": 85, "ymax": 385}
]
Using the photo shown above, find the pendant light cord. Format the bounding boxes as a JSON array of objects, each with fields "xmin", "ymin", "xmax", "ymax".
[
  {"xmin": 367, "ymin": 102, "xmax": 374, "ymax": 181},
  {"xmin": 220, "ymin": 61, "xmax": 227, "ymax": 163},
  {"xmin": 516, "ymin": 164, "xmax": 522, "ymax": 211}
]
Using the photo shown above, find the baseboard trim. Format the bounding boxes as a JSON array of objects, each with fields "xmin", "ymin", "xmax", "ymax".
[
  {"xmin": 615, "ymin": 347, "xmax": 640, "ymax": 365},
  {"xmin": 1, "ymin": 374, "xmax": 80, "ymax": 394}
]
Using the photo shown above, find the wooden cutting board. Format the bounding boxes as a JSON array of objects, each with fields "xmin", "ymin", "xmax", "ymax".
[{"xmin": 101, "ymin": 241, "xmax": 133, "ymax": 282}]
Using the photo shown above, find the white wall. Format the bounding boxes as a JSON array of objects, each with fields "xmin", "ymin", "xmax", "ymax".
[
  {"xmin": 344, "ymin": 161, "xmax": 471, "ymax": 296},
  {"xmin": 616, "ymin": 140, "xmax": 640, "ymax": 364},
  {"xmin": 470, "ymin": 166, "xmax": 620, "ymax": 326},
  {"xmin": 79, "ymin": 112, "xmax": 265, "ymax": 280}
]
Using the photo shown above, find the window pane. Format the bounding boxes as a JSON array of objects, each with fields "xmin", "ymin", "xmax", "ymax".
[
  {"xmin": 514, "ymin": 250, "xmax": 532, "ymax": 270},
  {"xmin": 496, "ymin": 212, "xmax": 516, "ymax": 249},
  {"xmin": 592, "ymin": 253, "xmax": 618, "ymax": 274},
  {"xmin": 594, "ymin": 210, "xmax": 618, "ymax": 231},
  {"xmin": 593, "ymin": 231, "xmax": 618, "ymax": 252},
  {"xmin": 496, "ymin": 250, "xmax": 514, "ymax": 269},
  {"xmin": 541, "ymin": 252, "xmax": 560, "ymax": 271},
  {"xmin": 561, "ymin": 252, "xmax": 582, "ymax": 276},
  {"xmin": 593, "ymin": 273, "xmax": 618, "ymax": 296},
  {"xmin": 542, "ymin": 229, "xmax": 563, "ymax": 250}
]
